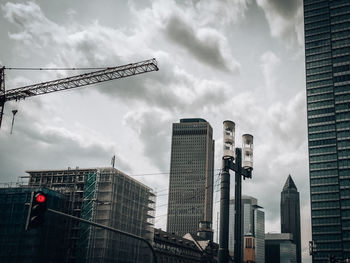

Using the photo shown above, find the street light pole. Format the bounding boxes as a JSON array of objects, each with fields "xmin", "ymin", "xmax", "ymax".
[
  {"xmin": 234, "ymin": 148, "xmax": 243, "ymax": 263},
  {"xmin": 218, "ymin": 121, "xmax": 253, "ymax": 263}
]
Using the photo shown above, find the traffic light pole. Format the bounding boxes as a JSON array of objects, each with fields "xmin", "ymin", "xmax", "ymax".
[{"xmin": 47, "ymin": 208, "xmax": 157, "ymax": 263}]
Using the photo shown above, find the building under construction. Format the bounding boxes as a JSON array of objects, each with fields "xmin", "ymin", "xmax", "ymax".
[{"xmin": 27, "ymin": 167, "xmax": 156, "ymax": 263}]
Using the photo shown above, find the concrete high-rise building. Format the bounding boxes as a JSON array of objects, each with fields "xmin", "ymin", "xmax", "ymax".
[
  {"xmin": 281, "ymin": 175, "xmax": 301, "ymax": 263},
  {"xmin": 27, "ymin": 167, "xmax": 156, "ymax": 263},
  {"xmin": 229, "ymin": 196, "xmax": 265, "ymax": 263},
  {"xmin": 167, "ymin": 118, "xmax": 215, "ymax": 236},
  {"xmin": 303, "ymin": 0, "xmax": 350, "ymax": 261}
]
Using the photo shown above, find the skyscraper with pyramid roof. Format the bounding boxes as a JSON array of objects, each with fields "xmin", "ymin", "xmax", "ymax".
[{"xmin": 281, "ymin": 175, "xmax": 301, "ymax": 263}]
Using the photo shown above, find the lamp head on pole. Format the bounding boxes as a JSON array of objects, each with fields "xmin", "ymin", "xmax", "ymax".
[
  {"xmin": 223, "ymin": 120, "xmax": 235, "ymax": 160},
  {"xmin": 242, "ymin": 134, "xmax": 253, "ymax": 172}
]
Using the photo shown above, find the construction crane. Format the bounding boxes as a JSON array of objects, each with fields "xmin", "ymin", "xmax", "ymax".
[{"xmin": 0, "ymin": 58, "xmax": 158, "ymax": 130}]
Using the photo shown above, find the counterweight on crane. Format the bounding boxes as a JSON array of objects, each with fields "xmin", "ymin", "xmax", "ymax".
[{"xmin": 0, "ymin": 58, "xmax": 158, "ymax": 129}]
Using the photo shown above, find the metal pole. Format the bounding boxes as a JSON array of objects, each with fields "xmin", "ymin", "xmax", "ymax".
[
  {"xmin": 218, "ymin": 158, "xmax": 230, "ymax": 263},
  {"xmin": 47, "ymin": 208, "xmax": 157, "ymax": 263},
  {"xmin": 234, "ymin": 148, "xmax": 242, "ymax": 263}
]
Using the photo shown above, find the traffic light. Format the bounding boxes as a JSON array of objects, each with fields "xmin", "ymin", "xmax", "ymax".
[{"xmin": 25, "ymin": 191, "xmax": 48, "ymax": 231}]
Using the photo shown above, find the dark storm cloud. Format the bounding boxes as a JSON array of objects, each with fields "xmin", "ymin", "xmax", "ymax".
[
  {"xmin": 268, "ymin": 0, "xmax": 300, "ymax": 18},
  {"xmin": 164, "ymin": 15, "xmax": 232, "ymax": 72},
  {"xmin": 0, "ymin": 114, "xmax": 132, "ymax": 182}
]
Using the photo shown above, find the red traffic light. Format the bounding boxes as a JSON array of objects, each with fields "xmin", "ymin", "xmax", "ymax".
[{"xmin": 35, "ymin": 193, "xmax": 46, "ymax": 203}]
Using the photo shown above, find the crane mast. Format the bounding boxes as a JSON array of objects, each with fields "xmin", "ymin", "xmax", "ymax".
[{"xmin": 0, "ymin": 58, "xmax": 158, "ymax": 129}]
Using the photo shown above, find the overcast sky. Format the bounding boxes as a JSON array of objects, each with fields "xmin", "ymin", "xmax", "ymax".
[{"xmin": 0, "ymin": 0, "xmax": 310, "ymax": 261}]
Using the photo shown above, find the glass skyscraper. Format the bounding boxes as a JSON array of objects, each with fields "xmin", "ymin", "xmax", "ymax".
[
  {"xmin": 304, "ymin": 0, "xmax": 350, "ymax": 261},
  {"xmin": 229, "ymin": 196, "xmax": 265, "ymax": 263},
  {"xmin": 167, "ymin": 118, "xmax": 215, "ymax": 237}
]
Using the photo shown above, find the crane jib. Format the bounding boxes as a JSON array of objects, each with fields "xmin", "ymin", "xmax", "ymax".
[{"xmin": 0, "ymin": 58, "xmax": 158, "ymax": 129}]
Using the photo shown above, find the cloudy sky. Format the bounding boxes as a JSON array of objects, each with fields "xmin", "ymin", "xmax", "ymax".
[{"xmin": 0, "ymin": 0, "xmax": 310, "ymax": 261}]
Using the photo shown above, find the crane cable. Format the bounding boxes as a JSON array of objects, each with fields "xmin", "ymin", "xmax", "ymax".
[{"xmin": 5, "ymin": 67, "xmax": 110, "ymax": 71}]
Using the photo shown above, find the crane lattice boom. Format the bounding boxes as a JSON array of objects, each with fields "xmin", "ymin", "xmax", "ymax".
[{"xmin": 0, "ymin": 58, "xmax": 158, "ymax": 129}]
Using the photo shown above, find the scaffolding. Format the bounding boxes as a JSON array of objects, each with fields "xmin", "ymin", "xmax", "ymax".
[{"xmin": 78, "ymin": 171, "xmax": 99, "ymax": 263}]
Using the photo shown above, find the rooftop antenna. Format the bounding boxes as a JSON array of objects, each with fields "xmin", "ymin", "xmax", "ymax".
[
  {"xmin": 10, "ymin": 109, "xmax": 18, "ymax": 134},
  {"xmin": 111, "ymin": 155, "xmax": 116, "ymax": 168}
]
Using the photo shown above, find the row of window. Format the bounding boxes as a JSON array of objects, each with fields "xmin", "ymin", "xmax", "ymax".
[
  {"xmin": 338, "ymin": 120, "xmax": 350, "ymax": 130},
  {"xmin": 310, "ymin": 161, "xmax": 337, "ymax": 171},
  {"xmin": 310, "ymin": 138, "xmax": 336, "ymax": 147},
  {"xmin": 308, "ymin": 92, "xmax": 333, "ymax": 102},
  {"xmin": 331, "ymin": 13, "xmax": 350, "ymax": 25},
  {"xmin": 307, "ymin": 58, "xmax": 332, "ymax": 70},
  {"xmin": 339, "ymin": 159, "xmax": 350, "ymax": 168},
  {"xmin": 306, "ymin": 32, "xmax": 330, "ymax": 43},
  {"xmin": 334, "ymin": 45, "xmax": 350, "ymax": 57},
  {"xmin": 305, "ymin": 19, "xmax": 330, "ymax": 32},
  {"xmin": 335, "ymin": 103, "xmax": 350, "ymax": 112},
  {"xmin": 305, "ymin": 25, "xmax": 330, "ymax": 38},
  {"xmin": 304, "ymin": 1, "xmax": 329, "ymax": 12},
  {"xmin": 311, "ymin": 169, "xmax": 338, "ymax": 178},
  {"xmin": 332, "ymin": 30, "xmax": 350, "ymax": 41},
  {"xmin": 305, "ymin": 7, "xmax": 329, "ymax": 19},
  {"xmin": 309, "ymin": 131, "xmax": 335, "ymax": 141},
  {"xmin": 339, "ymin": 149, "xmax": 350, "ymax": 158},
  {"xmin": 334, "ymin": 72, "xmax": 350, "ymax": 83},
  {"xmin": 307, "ymin": 65, "xmax": 332, "ymax": 76},
  {"xmin": 331, "ymin": 21, "xmax": 350, "ymax": 33},
  {"xmin": 312, "ymin": 192, "xmax": 339, "ymax": 201},
  {"xmin": 307, "ymin": 78, "xmax": 333, "ymax": 89},
  {"xmin": 334, "ymin": 55, "xmax": 350, "ymax": 65},
  {"xmin": 311, "ymin": 201, "xmax": 339, "ymax": 209},
  {"xmin": 309, "ymin": 123, "xmax": 335, "ymax": 134},
  {"xmin": 309, "ymin": 115, "xmax": 335, "ymax": 125},
  {"xmin": 310, "ymin": 153, "xmax": 337, "ymax": 163},
  {"xmin": 309, "ymin": 146, "xmax": 336, "ymax": 156},
  {"xmin": 313, "ymin": 225, "xmax": 340, "ymax": 234},
  {"xmin": 312, "ymin": 217, "xmax": 340, "ymax": 226},
  {"xmin": 313, "ymin": 233, "xmax": 341, "ymax": 241},
  {"xmin": 334, "ymin": 64, "xmax": 350, "ymax": 74},
  {"xmin": 311, "ymin": 176, "xmax": 339, "ymax": 186},
  {"xmin": 306, "ymin": 38, "xmax": 330, "ymax": 50},
  {"xmin": 340, "ymin": 169, "xmax": 350, "ymax": 176},
  {"xmin": 333, "ymin": 37, "xmax": 350, "ymax": 48},
  {"xmin": 309, "ymin": 107, "xmax": 334, "ymax": 116},
  {"xmin": 312, "ymin": 184, "xmax": 340, "ymax": 194},
  {"xmin": 336, "ymin": 111, "xmax": 350, "ymax": 120},
  {"xmin": 335, "ymin": 94, "xmax": 350, "ymax": 103},
  {"xmin": 307, "ymin": 71, "xmax": 332, "ymax": 82},
  {"xmin": 338, "ymin": 140, "xmax": 350, "ymax": 149},
  {"xmin": 307, "ymin": 86, "xmax": 333, "ymax": 97},
  {"xmin": 330, "ymin": 5, "xmax": 350, "ymax": 17}
]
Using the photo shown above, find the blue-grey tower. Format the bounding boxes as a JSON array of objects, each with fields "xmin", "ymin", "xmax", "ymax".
[
  {"xmin": 281, "ymin": 175, "xmax": 301, "ymax": 263},
  {"xmin": 303, "ymin": 0, "xmax": 350, "ymax": 261}
]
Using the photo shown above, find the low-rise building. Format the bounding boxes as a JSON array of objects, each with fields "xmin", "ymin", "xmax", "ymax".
[
  {"xmin": 265, "ymin": 233, "xmax": 296, "ymax": 263},
  {"xmin": 0, "ymin": 186, "xmax": 68, "ymax": 263}
]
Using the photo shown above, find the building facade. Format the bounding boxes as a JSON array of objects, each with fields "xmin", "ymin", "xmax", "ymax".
[
  {"xmin": 167, "ymin": 118, "xmax": 215, "ymax": 236},
  {"xmin": 303, "ymin": 0, "xmax": 350, "ymax": 261},
  {"xmin": 229, "ymin": 196, "xmax": 265, "ymax": 263},
  {"xmin": 0, "ymin": 186, "xmax": 68, "ymax": 263},
  {"xmin": 280, "ymin": 175, "xmax": 301, "ymax": 263},
  {"xmin": 265, "ymin": 233, "xmax": 296, "ymax": 263},
  {"xmin": 27, "ymin": 167, "xmax": 156, "ymax": 263}
]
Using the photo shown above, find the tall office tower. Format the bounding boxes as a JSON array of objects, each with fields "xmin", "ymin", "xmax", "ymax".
[
  {"xmin": 280, "ymin": 175, "xmax": 301, "ymax": 263},
  {"xmin": 229, "ymin": 196, "xmax": 265, "ymax": 263},
  {"xmin": 167, "ymin": 118, "xmax": 215, "ymax": 236},
  {"xmin": 304, "ymin": 0, "xmax": 350, "ymax": 261},
  {"xmin": 27, "ymin": 167, "xmax": 156, "ymax": 263}
]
